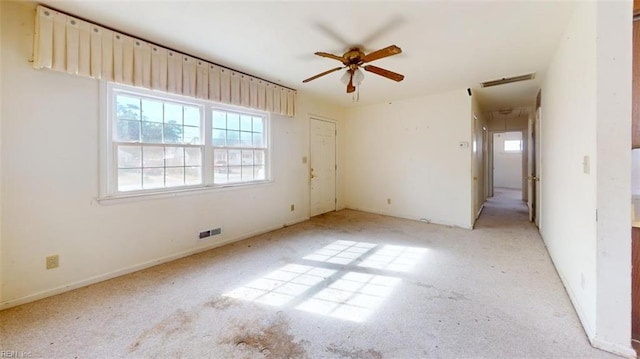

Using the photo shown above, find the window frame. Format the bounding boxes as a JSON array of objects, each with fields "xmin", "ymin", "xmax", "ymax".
[{"xmin": 101, "ymin": 82, "xmax": 271, "ymax": 201}]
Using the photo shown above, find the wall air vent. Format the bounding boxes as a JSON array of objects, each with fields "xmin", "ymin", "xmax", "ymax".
[{"xmin": 481, "ymin": 73, "xmax": 536, "ymax": 88}]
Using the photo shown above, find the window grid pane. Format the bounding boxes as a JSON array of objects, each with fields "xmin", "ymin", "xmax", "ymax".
[
  {"xmin": 211, "ymin": 108, "xmax": 267, "ymax": 185},
  {"xmin": 115, "ymin": 94, "xmax": 202, "ymax": 145},
  {"xmin": 116, "ymin": 144, "xmax": 203, "ymax": 192}
]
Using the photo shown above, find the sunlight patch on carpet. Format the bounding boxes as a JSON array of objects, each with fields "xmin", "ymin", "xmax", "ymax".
[{"xmin": 223, "ymin": 240, "xmax": 426, "ymax": 322}]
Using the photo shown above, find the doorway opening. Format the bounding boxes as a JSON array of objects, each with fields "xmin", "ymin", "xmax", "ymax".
[{"xmin": 492, "ymin": 131, "xmax": 524, "ymax": 198}]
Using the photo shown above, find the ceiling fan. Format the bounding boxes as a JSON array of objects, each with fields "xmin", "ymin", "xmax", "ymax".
[{"xmin": 302, "ymin": 45, "xmax": 405, "ymax": 93}]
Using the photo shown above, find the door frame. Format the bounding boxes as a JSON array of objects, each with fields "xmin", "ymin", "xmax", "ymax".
[
  {"xmin": 308, "ymin": 116, "xmax": 337, "ymax": 217},
  {"xmin": 534, "ymin": 98, "xmax": 542, "ymax": 228},
  {"xmin": 527, "ymin": 112, "xmax": 536, "ymax": 222},
  {"xmin": 489, "ymin": 130, "xmax": 526, "ymax": 196}
]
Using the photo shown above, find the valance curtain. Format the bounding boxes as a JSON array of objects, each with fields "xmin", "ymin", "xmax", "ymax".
[{"xmin": 32, "ymin": 5, "xmax": 296, "ymax": 117}]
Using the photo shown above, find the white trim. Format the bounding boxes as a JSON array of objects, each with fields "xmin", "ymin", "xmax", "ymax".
[
  {"xmin": 307, "ymin": 112, "xmax": 336, "ymax": 123},
  {"xmin": 541, "ymin": 237, "xmax": 602, "ymax": 353},
  {"xmin": 0, "ymin": 216, "xmax": 309, "ymax": 311},
  {"xmin": 99, "ymin": 81, "xmax": 110, "ymax": 198},
  {"xmin": 345, "ymin": 206, "xmax": 474, "ymax": 230},
  {"xmin": 590, "ymin": 338, "xmax": 636, "ymax": 359},
  {"xmin": 102, "ymin": 82, "xmax": 271, "ymax": 200},
  {"xmin": 96, "ymin": 179, "xmax": 274, "ymax": 204},
  {"xmin": 558, "ymin": 267, "xmax": 595, "ymax": 338},
  {"xmin": 475, "ymin": 203, "xmax": 484, "ymax": 220}
]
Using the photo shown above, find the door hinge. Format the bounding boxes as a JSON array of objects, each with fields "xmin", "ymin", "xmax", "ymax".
[
  {"xmin": 335, "ymin": 164, "xmax": 337, "ymax": 171},
  {"xmin": 335, "ymin": 198, "xmax": 337, "ymax": 204},
  {"xmin": 335, "ymin": 130, "xmax": 337, "ymax": 136},
  {"xmin": 595, "ymin": 209, "xmax": 598, "ymax": 221}
]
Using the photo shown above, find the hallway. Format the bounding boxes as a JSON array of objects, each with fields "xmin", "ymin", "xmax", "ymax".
[
  {"xmin": 0, "ymin": 201, "xmax": 616, "ymax": 357},
  {"xmin": 477, "ymin": 187, "xmax": 530, "ymax": 228}
]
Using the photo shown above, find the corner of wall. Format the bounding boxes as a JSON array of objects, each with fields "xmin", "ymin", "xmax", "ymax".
[
  {"xmin": 0, "ymin": 0, "xmax": 4, "ymax": 304},
  {"xmin": 594, "ymin": 0, "xmax": 633, "ymax": 352},
  {"xmin": 343, "ymin": 89, "xmax": 474, "ymax": 229},
  {"xmin": 539, "ymin": 1, "xmax": 634, "ymax": 355}
]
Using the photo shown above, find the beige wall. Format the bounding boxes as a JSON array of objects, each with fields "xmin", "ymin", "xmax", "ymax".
[
  {"xmin": 0, "ymin": 1, "xmax": 345, "ymax": 308},
  {"xmin": 540, "ymin": 0, "xmax": 633, "ymax": 356},
  {"xmin": 344, "ymin": 89, "xmax": 474, "ymax": 229}
]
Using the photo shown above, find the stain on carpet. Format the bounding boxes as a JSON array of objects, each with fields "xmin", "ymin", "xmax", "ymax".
[
  {"xmin": 447, "ymin": 291, "xmax": 468, "ymax": 301},
  {"xmin": 206, "ymin": 296, "xmax": 238, "ymax": 310},
  {"xmin": 223, "ymin": 314, "xmax": 307, "ymax": 358},
  {"xmin": 326, "ymin": 344, "xmax": 383, "ymax": 359},
  {"xmin": 129, "ymin": 309, "xmax": 192, "ymax": 352},
  {"xmin": 414, "ymin": 281, "xmax": 469, "ymax": 302},
  {"xmin": 415, "ymin": 281, "xmax": 436, "ymax": 289}
]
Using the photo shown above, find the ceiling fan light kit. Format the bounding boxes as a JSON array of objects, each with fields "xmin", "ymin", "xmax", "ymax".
[
  {"xmin": 303, "ymin": 44, "xmax": 405, "ymax": 99},
  {"xmin": 341, "ymin": 68, "xmax": 364, "ymax": 86}
]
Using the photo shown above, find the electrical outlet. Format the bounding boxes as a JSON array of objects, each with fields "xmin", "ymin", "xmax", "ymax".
[
  {"xmin": 290, "ymin": 204, "xmax": 295, "ymax": 211},
  {"xmin": 387, "ymin": 198, "xmax": 392, "ymax": 205},
  {"xmin": 46, "ymin": 255, "xmax": 59, "ymax": 269}
]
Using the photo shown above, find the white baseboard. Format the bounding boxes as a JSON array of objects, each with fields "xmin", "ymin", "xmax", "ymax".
[
  {"xmin": 591, "ymin": 337, "xmax": 637, "ymax": 358},
  {"xmin": 538, "ymin": 235, "xmax": 637, "ymax": 359},
  {"xmin": 0, "ymin": 217, "xmax": 309, "ymax": 311},
  {"xmin": 475, "ymin": 204, "xmax": 485, "ymax": 220},
  {"xmin": 344, "ymin": 206, "xmax": 473, "ymax": 230},
  {"xmin": 542, "ymin": 242, "xmax": 596, "ymax": 339}
]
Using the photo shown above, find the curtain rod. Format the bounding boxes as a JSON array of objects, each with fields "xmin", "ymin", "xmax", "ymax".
[{"xmin": 39, "ymin": 4, "xmax": 297, "ymax": 92}]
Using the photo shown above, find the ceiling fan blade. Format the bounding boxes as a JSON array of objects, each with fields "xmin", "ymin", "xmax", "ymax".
[
  {"xmin": 347, "ymin": 70, "xmax": 356, "ymax": 93},
  {"xmin": 314, "ymin": 52, "xmax": 348, "ymax": 65},
  {"xmin": 302, "ymin": 66, "xmax": 344, "ymax": 83},
  {"xmin": 363, "ymin": 65, "xmax": 405, "ymax": 82},
  {"xmin": 361, "ymin": 45, "xmax": 402, "ymax": 63}
]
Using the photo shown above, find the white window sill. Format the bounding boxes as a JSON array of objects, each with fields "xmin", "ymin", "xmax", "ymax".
[{"xmin": 97, "ymin": 180, "xmax": 274, "ymax": 205}]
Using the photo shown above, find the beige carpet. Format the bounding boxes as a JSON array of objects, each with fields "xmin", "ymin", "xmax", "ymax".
[{"xmin": 0, "ymin": 189, "xmax": 617, "ymax": 358}]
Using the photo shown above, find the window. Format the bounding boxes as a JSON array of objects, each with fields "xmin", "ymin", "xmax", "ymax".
[
  {"xmin": 504, "ymin": 140, "xmax": 522, "ymax": 152},
  {"xmin": 212, "ymin": 110, "xmax": 267, "ymax": 184},
  {"xmin": 106, "ymin": 84, "xmax": 269, "ymax": 197}
]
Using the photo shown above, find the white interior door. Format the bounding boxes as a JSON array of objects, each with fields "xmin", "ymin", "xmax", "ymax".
[
  {"xmin": 528, "ymin": 114, "xmax": 535, "ymax": 221},
  {"xmin": 310, "ymin": 118, "xmax": 336, "ymax": 217},
  {"xmin": 534, "ymin": 106, "xmax": 542, "ymax": 227}
]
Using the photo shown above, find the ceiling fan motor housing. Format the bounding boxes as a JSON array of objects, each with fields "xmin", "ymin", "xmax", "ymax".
[{"xmin": 344, "ymin": 47, "xmax": 366, "ymax": 67}]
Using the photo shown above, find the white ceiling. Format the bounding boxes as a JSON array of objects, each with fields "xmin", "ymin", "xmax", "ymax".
[{"xmin": 39, "ymin": 0, "xmax": 577, "ymax": 111}]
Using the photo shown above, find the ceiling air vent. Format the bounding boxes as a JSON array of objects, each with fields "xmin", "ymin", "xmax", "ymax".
[
  {"xmin": 498, "ymin": 107, "xmax": 513, "ymax": 115},
  {"xmin": 481, "ymin": 73, "xmax": 536, "ymax": 88}
]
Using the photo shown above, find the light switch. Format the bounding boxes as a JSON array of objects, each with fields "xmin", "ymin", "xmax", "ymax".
[
  {"xmin": 583, "ymin": 155, "xmax": 590, "ymax": 174},
  {"xmin": 302, "ymin": 156, "xmax": 307, "ymax": 164}
]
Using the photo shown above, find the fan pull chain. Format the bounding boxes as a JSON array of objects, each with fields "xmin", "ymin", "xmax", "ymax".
[{"xmin": 352, "ymin": 88, "xmax": 360, "ymax": 103}]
